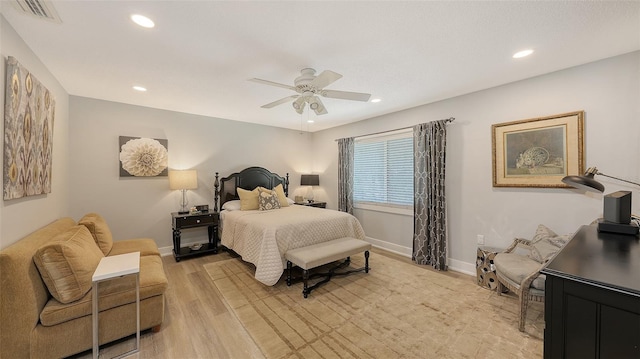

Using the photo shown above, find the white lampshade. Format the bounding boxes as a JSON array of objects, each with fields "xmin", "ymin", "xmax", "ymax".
[{"xmin": 169, "ymin": 170, "xmax": 198, "ymax": 190}]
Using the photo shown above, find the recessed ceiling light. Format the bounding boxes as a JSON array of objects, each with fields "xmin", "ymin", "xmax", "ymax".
[
  {"xmin": 371, "ymin": 98, "xmax": 381, "ymax": 103},
  {"xmin": 131, "ymin": 14, "xmax": 154, "ymax": 28},
  {"xmin": 133, "ymin": 86, "xmax": 147, "ymax": 92},
  {"xmin": 307, "ymin": 120, "xmax": 315, "ymax": 123},
  {"xmin": 513, "ymin": 49, "xmax": 534, "ymax": 59}
]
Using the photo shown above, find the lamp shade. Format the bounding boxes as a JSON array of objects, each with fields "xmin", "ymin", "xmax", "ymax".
[
  {"xmin": 561, "ymin": 167, "xmax": 604, "ymax": 193},
  {"xmin": 169, "ymin": 170, "xmax": 198, "ymax": 190},
  {"xmin": 300, "ymin": 174, "xmax": 319, "ymax": 186}
]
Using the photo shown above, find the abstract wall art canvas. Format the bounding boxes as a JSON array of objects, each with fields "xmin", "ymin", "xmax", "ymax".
[
  {"xmin": 3, "ymin": 56, "xmax": 56, "ymax": 200},
  {"xmin": 119, "ymin": 136, "xmax": 168, "ymax": 177}
]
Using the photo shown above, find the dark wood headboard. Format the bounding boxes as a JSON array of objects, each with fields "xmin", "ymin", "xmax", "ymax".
[{"xmin": 214, "ymin": 166, "xmax": 289, "ymax": 211}]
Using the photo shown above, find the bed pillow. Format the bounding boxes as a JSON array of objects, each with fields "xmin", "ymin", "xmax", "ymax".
[
  {"xmin": 237, "ymin": 188, "xmax": 259, "ymax": 210},
  {"xmin": 272, "ymin": 183, "xmax": 289, "ymax": 207},
  {"xmin": 258, "ymin": 187, "xmax": 281, "ymax": 211},
  {"xmin": 78, "ymin": 212, "xmax": 113, "ymax": 255},
  {"xmin": 222, "ymin": 200, "xmax": 242, "ymax": 211},
  {"xmin": 33, "ymin": 225, "xmax": 104, "ymax": 304}
]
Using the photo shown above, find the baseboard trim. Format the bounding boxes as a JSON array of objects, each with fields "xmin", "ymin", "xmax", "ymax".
[
  {"xmin": 161, "ymin": 237, "xmax": 477, "ymax": 276},
  {"xmin": 447, "ymin": 258, "xmax": 475, "ymax": 276},
  {"xmin": 365, "ymin": 236, "xmax": 475, "ymax": 276},
  {"xmin": 159, "ymin": 245, "xmax": 173, "ymax": 257}
]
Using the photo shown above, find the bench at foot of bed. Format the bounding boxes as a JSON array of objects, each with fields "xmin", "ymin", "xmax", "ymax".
[{"xmin": 285, "ymin": 237, "xmax": 371, "ymax": 298}]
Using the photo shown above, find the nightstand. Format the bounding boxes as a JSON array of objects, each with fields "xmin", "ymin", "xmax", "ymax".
[
  {"xmin": 295, "ymin": 201, "xmax": 327, "ymax": 208},
  {"xmin": 171, "ymin": 211, "xmax": 219, "ymax": 262}
]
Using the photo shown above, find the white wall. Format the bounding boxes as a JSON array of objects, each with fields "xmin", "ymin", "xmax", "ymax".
[
  {"xmin": 0, "ymin": 15, "xmax": 70, "ymax": 248},
  {"xmin": 312, "ymin": 51, "xmax": 640, "ymax": 274},
  {"xmin": 68, "ymin": 96, "xmax": 313, "ymax": 251}
]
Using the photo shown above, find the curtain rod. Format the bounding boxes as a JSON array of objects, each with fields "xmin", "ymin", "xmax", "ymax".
[{"xmin": 334, "ymin": 117, "xmax": 455, "ymax": 142}]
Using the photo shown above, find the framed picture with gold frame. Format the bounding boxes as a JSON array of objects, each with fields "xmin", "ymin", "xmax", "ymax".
[{"xmin": 492, "ymin": 111, "xmax": 584, "ymax": 188}]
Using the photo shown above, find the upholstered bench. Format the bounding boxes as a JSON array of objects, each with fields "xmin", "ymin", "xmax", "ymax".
[{"xmin": 285, "ymin": 237, "xmax": 371, "ymax": 298}]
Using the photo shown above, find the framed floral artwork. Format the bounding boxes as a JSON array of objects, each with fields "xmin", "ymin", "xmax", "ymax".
[
  {"xmin": 119, "ymin": 136, "xmax": 168, "ymax": 177},
  {"xmin": 4, "ymin": 56, "xmax": 56, "ymax": 200},
  {"xmin": 492, "ymin": 111, "xmax": 584, "ymax": 188}
]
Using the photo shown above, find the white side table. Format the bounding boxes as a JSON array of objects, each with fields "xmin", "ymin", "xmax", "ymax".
[{"xmin": 92, "ymin": 252, "xmax": 140, "ymax": 359}]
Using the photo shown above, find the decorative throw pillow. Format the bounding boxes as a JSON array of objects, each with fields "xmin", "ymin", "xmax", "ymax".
[
  {"xmin": 237, "ymin": 188, "xmax": 259, "ymax": 210},
  {"xmin": 33, "ymin": 225, "xmax": 104, "ymax": 304},
  {"xmin": 531, "ymin": 224, "xmax": 558, "ymax": 243},
  {"xmin": 258, "ymin": 188, "xmax": 281, "ymax": 211},
  {"xmin": 272, "ymin": 183, "xmax": 289, "ymax": 207},
  {"xmin": 527, "ymin": 224, "xmax": 568, "ymax": 263},
  {"xmin": 78, "ymin": 212, "xmax": 113, "ymax": 255},
  {"xmin": 528, "ymin": 239, "xmax": 561, "ymax": 263}
]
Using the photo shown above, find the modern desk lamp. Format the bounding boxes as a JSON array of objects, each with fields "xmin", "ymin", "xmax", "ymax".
[{"xmin": 562, "ymin": 167, "xmax": 639, "ymax": 235}]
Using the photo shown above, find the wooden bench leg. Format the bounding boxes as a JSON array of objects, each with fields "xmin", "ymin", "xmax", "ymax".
[
  {"xmin": 365, "ymin": 250, "xmax": 370, "ymax": 273},
  {"xmin": 286, "ymin": 261, "xmax": 292, "ymax": 286}
]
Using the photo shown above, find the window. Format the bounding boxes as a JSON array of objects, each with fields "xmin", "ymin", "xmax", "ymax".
[{"xmin": 354, "ymin": 130, "xmax": 413, "ymax": 210}]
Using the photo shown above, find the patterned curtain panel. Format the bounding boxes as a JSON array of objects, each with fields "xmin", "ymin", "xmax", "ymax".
[
  {"xmin": 413, "ymin": 120, "xmax": 448, "ymax": 270},
  {"xmin": 337, "ymin": 137, "xmax": 354, "ymax": 214}
]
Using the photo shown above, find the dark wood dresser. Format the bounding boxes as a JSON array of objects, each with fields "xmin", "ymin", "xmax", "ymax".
[{"xmin": 541, "ymin": 224, "xmax": 640, "ymax": 358}]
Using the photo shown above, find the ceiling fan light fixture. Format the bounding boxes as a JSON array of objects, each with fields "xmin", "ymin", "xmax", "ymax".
[{"xmin": 309, "ymin": 102, "xmax": 319, "ymax": 110}]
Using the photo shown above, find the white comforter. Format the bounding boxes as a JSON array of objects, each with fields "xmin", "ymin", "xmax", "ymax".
[{"xmin": 220, "ymin": 205, "xmax": 366, "ymax": 285}]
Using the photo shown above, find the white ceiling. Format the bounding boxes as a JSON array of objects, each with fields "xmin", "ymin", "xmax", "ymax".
[{"xmin": 2, "ymin": 1, "xmax": 639, "ymax": 132}]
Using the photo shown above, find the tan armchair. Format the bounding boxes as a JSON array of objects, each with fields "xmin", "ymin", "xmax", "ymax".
[{"xmin": 494, "ymin": 225, "xmax": 569, "ymax": 331}]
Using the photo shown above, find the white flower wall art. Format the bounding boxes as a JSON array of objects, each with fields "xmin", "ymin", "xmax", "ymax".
[
  {"xmin": 3, "ymin": 56, "xmax": 56, "ymax": 200},
  {"xmin": 119, "ymin": 136, "xmax": 168, "ymax": 177}
]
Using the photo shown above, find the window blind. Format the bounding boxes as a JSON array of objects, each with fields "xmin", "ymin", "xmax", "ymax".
[{"xmin": 354, "ymin": 130, "xmax": 413, "ymax": 208}]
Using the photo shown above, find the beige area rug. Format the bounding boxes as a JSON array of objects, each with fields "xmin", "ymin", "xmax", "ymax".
[{"xmin": 204, "ymin": 252, "xmax": 543, "ymax": 359}]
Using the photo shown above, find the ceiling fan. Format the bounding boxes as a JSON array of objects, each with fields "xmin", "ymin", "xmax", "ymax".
[{"xmin": 249, "ymin": 68, "xmax": 371, "ymax": 115}]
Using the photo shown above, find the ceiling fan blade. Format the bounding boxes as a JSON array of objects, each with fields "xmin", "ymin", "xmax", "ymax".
[
  {"xmin": 249, "ymin": 78, "xmax": 296, "ymax": 91},
  {"xmin": 293, "ymin": 97, "xmax": 306, "ymax": 114},
  {"xmin": 320, "ymin": 89, "xmax": 371, "ymax": 102},
  {"xmin": 310, "ymin": 70, "xmax": 342, "ymax": 89},
  {"xmin": 261, "ymin": 95, "xmax": 299, "ymax": 108},
  {"xmin": 310, "ymin": 96, "xmax": 328, "ymax": 115}
]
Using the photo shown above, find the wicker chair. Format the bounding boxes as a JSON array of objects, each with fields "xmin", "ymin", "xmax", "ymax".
[{"xmin": 494, "ymin": 238, "xmax": 548, "ymax": 332}]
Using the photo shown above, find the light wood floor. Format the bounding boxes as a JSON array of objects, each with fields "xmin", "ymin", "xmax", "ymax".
[{"xmin": 71, "ymin": 248, "xmax": 478, "ymax": 359}]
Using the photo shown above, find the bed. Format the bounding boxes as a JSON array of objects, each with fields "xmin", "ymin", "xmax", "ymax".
[{"xmin": 214, "ymin": 167, "xmax": 366, "ymax": 286}]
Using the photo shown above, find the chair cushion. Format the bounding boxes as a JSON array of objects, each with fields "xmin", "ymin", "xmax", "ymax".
[
  {"xmin": 78, "ymin": 213, "xmax": 114, "ymax": 255},
  {"xmin": 109, "ymin": 238, "xmax": 160, "ymax": 257},
  {"xmin": 494, "ymin": 252, "xmax": 545, "ymax": 290},
  {"xmin": 39, "ymin": 255, "xmax": 168, "ymax": 326},
  {"xmin": 33, "ymin": 226, "xmax": 104, "ymax": 304}
]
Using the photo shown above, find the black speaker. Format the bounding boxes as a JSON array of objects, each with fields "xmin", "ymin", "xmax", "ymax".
[{"xmin": 603, "ymin": 191, "xmax": 632, "ymax": 224}]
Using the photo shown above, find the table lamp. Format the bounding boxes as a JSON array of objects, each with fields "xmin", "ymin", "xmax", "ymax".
[
  {"xmin": 562, "ymin": 167, "xmax": 639, "ymax": 235},
  {"xmin": 300, "ymin": 174, "xmax": 320, "ymax": 203},
  {"xmin": 169, "ymin": 170, "xmax": 198, "ymax": 214}
]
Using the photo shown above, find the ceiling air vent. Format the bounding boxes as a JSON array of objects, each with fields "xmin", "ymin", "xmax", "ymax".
[{"xmin": 11, "ymin": 0, "xmax": 62, "ymax": 23}]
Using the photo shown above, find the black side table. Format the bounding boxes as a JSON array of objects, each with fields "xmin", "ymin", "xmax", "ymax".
[
  {"xmin": 171, "ymin": 211, "xmax": 219, "ymax": 262},
  {"xmin": 294, "ymin": 201, "xmax": 327, "ymax": 208}
]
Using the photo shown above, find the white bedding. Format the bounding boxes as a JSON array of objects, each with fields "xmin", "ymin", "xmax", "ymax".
[{"xmin": 220, "ymin": 205, "xmax": 366, "ymax": 285}]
